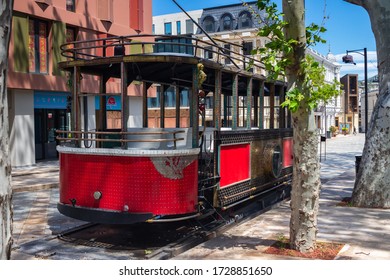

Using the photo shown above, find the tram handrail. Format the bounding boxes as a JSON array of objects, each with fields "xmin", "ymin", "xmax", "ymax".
[
  {"xmin": 56, "ymin": 129, "xmax": 186, "ymax": 150},
  {"xmin": 60, "ymin": 34, "xmax": 265, "ymax": 72}
]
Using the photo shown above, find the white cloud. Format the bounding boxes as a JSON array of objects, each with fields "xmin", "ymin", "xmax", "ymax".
[{"xmin": 335, "ymin": 51, "xmax": 378, "ymax": 79}]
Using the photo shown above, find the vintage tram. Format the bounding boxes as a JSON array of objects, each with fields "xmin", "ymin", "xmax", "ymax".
[{"xmin": 56, "ymin": 34, "xmax": 293, "ymax": 224}]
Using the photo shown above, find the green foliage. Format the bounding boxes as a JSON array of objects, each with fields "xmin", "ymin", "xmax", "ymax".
[
  {"xmin": 306, "ymin": 23, "xmax": 327, "ymax": 46},
  {"xmin": 251, "ymin": 0, "xmax": 296, "ymax": 79},
  {"xmin": 251, "ymin": 0, "xmax": 340, "ymax": 113}
]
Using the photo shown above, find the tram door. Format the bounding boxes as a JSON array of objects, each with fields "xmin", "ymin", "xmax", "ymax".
[{"xmin": 35, "ymin": 109, "xmax": 68, "ymax": 160}]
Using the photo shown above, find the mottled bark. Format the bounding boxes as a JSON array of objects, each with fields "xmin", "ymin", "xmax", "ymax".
[
  {"xmin": 0, "ymin": 0, "xmax": 14, "ymax": 260},
  {"xmin": 345, "ymin": 0, "xmax": 390, "ymax": 208},
  {"xmin": 283, "ymin": 0, "xmax": 321, "ymax": 252}
]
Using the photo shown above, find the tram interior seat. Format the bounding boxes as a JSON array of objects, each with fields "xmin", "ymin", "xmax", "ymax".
[
  {"xmin": 126, "ymin": 128, "xmax": 193, "ymax": 150},
  {"xmin": 199, "ymin": 127, "xmax": 215, "ymax": 153}
]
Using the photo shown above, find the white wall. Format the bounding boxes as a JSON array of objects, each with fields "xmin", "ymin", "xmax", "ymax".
[
  {"xmin": 9, "ymin": 90, "xmax": 35, "ymax": 167},
  {"xmin": 129, "ymin": 96, "xmax": 142, "ymax": 127},
  {"xmin": 153, "ymin": 10, "xmax": 203, "ymax": 35}
]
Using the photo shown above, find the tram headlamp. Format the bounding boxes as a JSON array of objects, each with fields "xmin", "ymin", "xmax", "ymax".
[{"xmin": 93, "ymin": 191, "xmax": 102, "ymax": 200}]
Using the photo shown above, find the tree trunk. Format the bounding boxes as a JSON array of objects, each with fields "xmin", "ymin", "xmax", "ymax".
[
  {"xmin": 345, "ymin": 0, "xmax": 390, "ymax": 208},
  {"xmin": 0, "ymin": 0, "xmax": 14, "ymax": 260},
  {"xmin": 290, "ymin": 108, "xmax": 321, "ymax": 252},
  {"xmin": 283, "ymin": 0, "xmax": 322, "ymax": 252}
]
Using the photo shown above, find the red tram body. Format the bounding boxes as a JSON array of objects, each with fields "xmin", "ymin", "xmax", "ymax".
[{"xmin": 56, "ymin": 35, "xmax": 293, "ymax": 224}]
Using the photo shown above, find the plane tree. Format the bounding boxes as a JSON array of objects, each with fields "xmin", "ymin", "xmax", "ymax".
[
  {"xmin": 344, "ymin": 0, "xmax": 390, "ymax": 208},
  {"xmin": 252, "ymin": 0, "xmax": 340, "ymax": 252},
  {"xmin": 0, "ymin": 0, "xmax": 14, "ymax": 260}
]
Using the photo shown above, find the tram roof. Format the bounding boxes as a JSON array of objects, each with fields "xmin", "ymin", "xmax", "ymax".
[{"xmin": 59, "ymin": 34, "xmax": 286, "ymax": 94}]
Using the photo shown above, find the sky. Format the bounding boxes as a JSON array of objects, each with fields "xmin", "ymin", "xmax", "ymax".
[{"xmin": 152, "ymin": 0, "xmax": 378, "ymax": 79}]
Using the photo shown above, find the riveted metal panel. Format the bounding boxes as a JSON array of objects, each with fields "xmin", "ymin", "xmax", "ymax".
[{"xmin": 59, "ymin": 152, "xmax": 198, "ymax": 216}]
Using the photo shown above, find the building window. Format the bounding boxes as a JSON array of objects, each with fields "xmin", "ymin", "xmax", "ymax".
[
  {"xmin": 66, "ymin": 27, "xmax": 76, "ymax": 42},
  {"xmin": 203, "ymin": 16, "xmax": 215, "ymax": 33},
  {"xmin": 221, "ymin": 14, "xmax": 233, "ymax": 31},
  {"xmin": 66, "ymin": 0, "xmax": 75, "ymax": 12},
  {"xmin": 152, "ymin": 24, "xmax": 155, "ymax": 34},
  {"xmin": 242, "ymin": 41, "xmax": 253, "ymax": 55},
  {"xmin": 239, "ymin": 11, "xmax": 252, "ymax": 29},
  {"xmin": 224, "ymin": 44, "xmax": 231, "ymax": 65},
  {"xmin": 164, "ymin": 22, "xmax": 172, "ymax": 35},
  {"xmin": 176, "ymin": 21, "xmax": 181, "ymax": 35},
  {"xmin": 28, "ymin": 19, "xmax": 48, "ymax": 74},
  {"xmin": 65, "ymin": 27, "xmax": 76, "ymax": 60},
  {"xmin": 204, "ymin": 46, "xmax": 213, "ymax": 59},
  {"xmin": 185, "ymin": 19, "xmax": 193, "ymax": 34}
]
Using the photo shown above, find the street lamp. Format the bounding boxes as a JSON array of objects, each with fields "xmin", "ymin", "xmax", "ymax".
[{"xmin": 342, "ymin": 48, "xmax": 368, "ymax": 136}]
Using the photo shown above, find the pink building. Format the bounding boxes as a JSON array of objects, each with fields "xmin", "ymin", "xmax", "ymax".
[{"xmin": 7, "ymin": 0, "xmax": 152, "ymax": 166}]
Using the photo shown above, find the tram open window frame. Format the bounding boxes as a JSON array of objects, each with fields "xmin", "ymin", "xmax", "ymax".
[
  {"xmin": 146, "ymin": 84, "xmax": 190, "ymax": 129},
  {"xmin": 237, "ymin": 76, "xmax": 251, "ymax": 128},
  {"xmin": 263, "ymin": 82, "xmax": 283, "ymax": 129}
]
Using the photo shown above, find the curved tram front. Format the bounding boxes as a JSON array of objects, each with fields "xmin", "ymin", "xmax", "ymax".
[{"xmin": 56, "ymin": 34, "xmax": 293, "ymax": 224}]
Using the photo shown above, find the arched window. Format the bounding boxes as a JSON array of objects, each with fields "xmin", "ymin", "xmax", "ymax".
[
  {"xmin": 203, "ymin": 16, "xmax": 215, "ymax": 32},
  {"xmin": 239, "ymin": 11, "xmax": 252, "ymax": 29},
  {"xmin": 221, "ymin": 14, "xmax": 233, "ymax": 31}
]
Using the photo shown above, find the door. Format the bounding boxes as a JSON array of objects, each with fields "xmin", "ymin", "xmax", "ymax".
[{"xmin": 35, "ymin": 109, "xmax": 68, "ymax": 160}]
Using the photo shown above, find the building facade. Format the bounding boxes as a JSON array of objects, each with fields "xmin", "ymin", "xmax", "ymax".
[
  {"xmin": 308, "ymin": 49, "xmax": 342, "ymax": 135},
  {"xmin": 8, "ymin": 0, "xmax": 152, "ymax": 167},
  {"xmin": 360, "ymin": 75, "xmax": 378, "ymax": 133},
  {"xmin": 152, "ymin": 2, "xmax": 341, "ymax": 132},
  {"xmin": 152, "ymin": 9, "xmax": 203, "ymax": 35},
  {"xmin": 340, "ymin": 74, "xmax": 360, "ymax": 134}
]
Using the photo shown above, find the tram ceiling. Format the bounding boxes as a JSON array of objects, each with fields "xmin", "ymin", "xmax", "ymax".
[{"xmin": 59, "ymin": 55, "xmax": 268, "ymax": 94}]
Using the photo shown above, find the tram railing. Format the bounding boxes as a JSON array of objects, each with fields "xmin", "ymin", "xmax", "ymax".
[
  {"xmin": 60, "ymin": 34, "xmax": 265, "ymax": 73},
  {"xmin": 56, "ymin": 129, "xmax": 186, "ymax": 150}
]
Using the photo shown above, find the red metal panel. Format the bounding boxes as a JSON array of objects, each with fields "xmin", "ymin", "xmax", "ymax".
[
  {"xmin": 219, "ymin": 143, "xmax": 250, "ymax": 188},
  {"xmin": 59, "ymin": 153, "xmax": 198, "ymax": 215},
  {"xmin": 283, "ymin": 138, "xmax": 293, "ymax": 167}
]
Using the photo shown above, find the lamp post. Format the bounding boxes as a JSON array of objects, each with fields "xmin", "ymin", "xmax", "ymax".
[{"xmin": 342, "ymin": 48, "xmax": 368, "ymax": 136}]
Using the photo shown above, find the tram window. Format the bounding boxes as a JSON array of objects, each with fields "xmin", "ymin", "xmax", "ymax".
[
  {"xmin": 272, "ymin": 145, "xmax": 282, "ymax": 178},
  {"xmin": 205, "ymin": 96, "xmax": 213, "ymax": 109},
  {"xmin": 263, "ymin": 96, "xmax": 271, "ymax": 129},
  {"xmin": 164, "ymin": 88, "xmax": 175, "ymax": 108},
  {"xmin": 274, "ymin": 96, "xmax": 280, "ymax": 129},
  {"xmin": 238, "ymin": 96, "xmax": 247, "ymax": 127},
  {"xmin": 222, "ymin": 94, "xmax": 233, "ymax": 128},
  {"xmin": 180, "ymin": 90, "xmax": 190, "ymax": 107}
]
